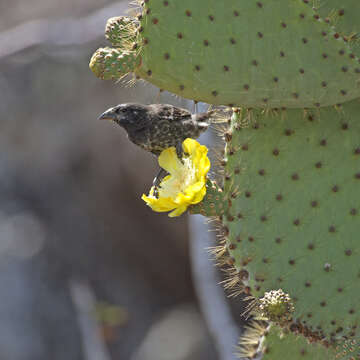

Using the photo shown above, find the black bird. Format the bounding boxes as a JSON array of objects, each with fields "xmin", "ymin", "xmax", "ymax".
[
  {"xmin": 99, "ymin": 103, "xmax": 220, "ymax": 191},
  {"xmin": 99, "ymin": 103, "xmax": 215, "ymax": 156}
]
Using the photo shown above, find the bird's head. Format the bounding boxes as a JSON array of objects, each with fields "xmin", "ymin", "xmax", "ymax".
[{"xmin": 98, "ymin": 103, "xmax": 148, "ymax": 130}]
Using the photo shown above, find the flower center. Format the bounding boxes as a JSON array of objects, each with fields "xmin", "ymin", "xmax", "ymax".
[{"xmin": 159, "ymin": 157, "xmax": 196, "ymax": 198}]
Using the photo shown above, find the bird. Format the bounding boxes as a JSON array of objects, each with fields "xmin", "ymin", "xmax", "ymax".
[
  {"xmin": 98, "ymin": 103, "xmax": 217, "ymax": 156},
  {"xmin": 98, "ymin": 103, "xmax": 223, "ymax": 193}
]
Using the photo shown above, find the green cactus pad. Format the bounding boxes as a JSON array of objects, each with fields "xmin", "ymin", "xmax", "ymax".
[
  {"xmin": 105, "ymin": 16, "xmax": 137, "ymax": 48},
  {"xmin": 135, "ymin": 0, "xmax": 360, "ymax": 108},
  {"xmin": 260, "ymin": 325, "xmax": 334, "ymax": 360},
  {"xmin": 221, "ymin": 99, "xmax": 360, "ymax": 343},
  {"xmin": 89, "ymin": 47, "xmax": 139, "ymax": 80}
]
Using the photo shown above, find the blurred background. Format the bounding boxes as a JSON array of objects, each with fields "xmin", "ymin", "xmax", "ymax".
[{"xmin": 0, "ymin": 1, "xmax": 244, "ymax": 359}]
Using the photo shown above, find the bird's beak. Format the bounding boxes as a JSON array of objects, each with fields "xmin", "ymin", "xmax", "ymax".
[{"xmin": 98, "ymin": 108, "xmax": 116, "ymax": 121}]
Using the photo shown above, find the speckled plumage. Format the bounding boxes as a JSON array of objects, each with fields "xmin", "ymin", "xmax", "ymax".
[{"xmin": 99, "ymin": 103, "xmax": 213, "ymax": 156}]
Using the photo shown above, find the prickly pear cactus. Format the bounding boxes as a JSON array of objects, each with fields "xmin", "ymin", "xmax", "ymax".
[
  {"xmin": 219, "ymin": 100, "xmax": 360, "ymax": 353},
  {"xmin": 90, "ymin": 0, "xmax": 360, "ymax": 108},
  {"xmin": 90, "ymin": 0, "xmax": 360, "ymax": 358}
]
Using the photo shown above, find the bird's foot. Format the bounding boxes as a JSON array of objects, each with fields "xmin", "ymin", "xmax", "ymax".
[{"xmin": 152, "ymin": 168, "xmax": 168, "ymax": 198}]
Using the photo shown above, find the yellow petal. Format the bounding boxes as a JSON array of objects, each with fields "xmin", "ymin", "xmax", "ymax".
[
  {"xmin": 182, "ymin": 138, "xmax": 198, "ymax": 155},
  {"xmin": 141, "ymin": 194, "xmax": 177, "ymax": 212},
  {"xmin": 158, "ymin": 147, "xmax": 182, "ymax": 175},
  {"xmin": 168, "ymin": 205, "xmax": 187, "ymax": 217}
]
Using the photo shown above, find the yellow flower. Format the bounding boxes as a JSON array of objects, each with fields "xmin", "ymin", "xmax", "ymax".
[{"xmin": 142, "ymin": 138, "xmax": 210, "ymax": 217}]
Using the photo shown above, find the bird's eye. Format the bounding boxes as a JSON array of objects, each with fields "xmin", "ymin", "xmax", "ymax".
[{"xmin": 116, "ymin": 107, "xmax": 127, "ymax": 115}]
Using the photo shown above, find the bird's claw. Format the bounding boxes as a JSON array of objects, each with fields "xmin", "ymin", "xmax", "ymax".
[{"xmin": 152, "ymin": 168, "xmax": 168, "ymax": 198}]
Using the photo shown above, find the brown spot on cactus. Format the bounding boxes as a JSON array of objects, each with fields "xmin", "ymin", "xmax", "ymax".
[
  {"xmin": 320, "ymin": 139, "xmax": 327, "ymax": 146},
  {"xmin": 311, "ymin": 200, "xmax": 318, "ymax": 207}
]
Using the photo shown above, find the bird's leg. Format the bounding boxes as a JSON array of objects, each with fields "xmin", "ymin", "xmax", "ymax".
[
  {"xmin": 152, "ymin": 167, "xmax": 168, "ymax": 198},
  {"xmin": 176, "ymin": 142, "xmax": 184, "ymax": 161}
]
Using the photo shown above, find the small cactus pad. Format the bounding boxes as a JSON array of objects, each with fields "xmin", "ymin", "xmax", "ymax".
[
  {"xmin": 105, "ymin": 16, "xmax": 137, "ymax": 48},
  {"xmin": 89, "ymin": 47, "xmax": 139, "ymax": 80},
  {"xmin": 189, "ymin": 179, "xmax": 225, "ymax": 217},
  {"xmin": 258, "ymin": 289, "xmax": 294, "ymax": 325},
  {"xmin": 135, "ymin": 0, "xmax": 360, "ymax": 108},
  {"xmin": 221, "ymin": 99, "xmax": 360, "ymax": 343}
]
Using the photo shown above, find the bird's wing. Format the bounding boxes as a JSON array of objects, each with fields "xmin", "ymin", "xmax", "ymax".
[{"xmin": 149, "ymin": 104, "xmax": 192, "ymax": 122}]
